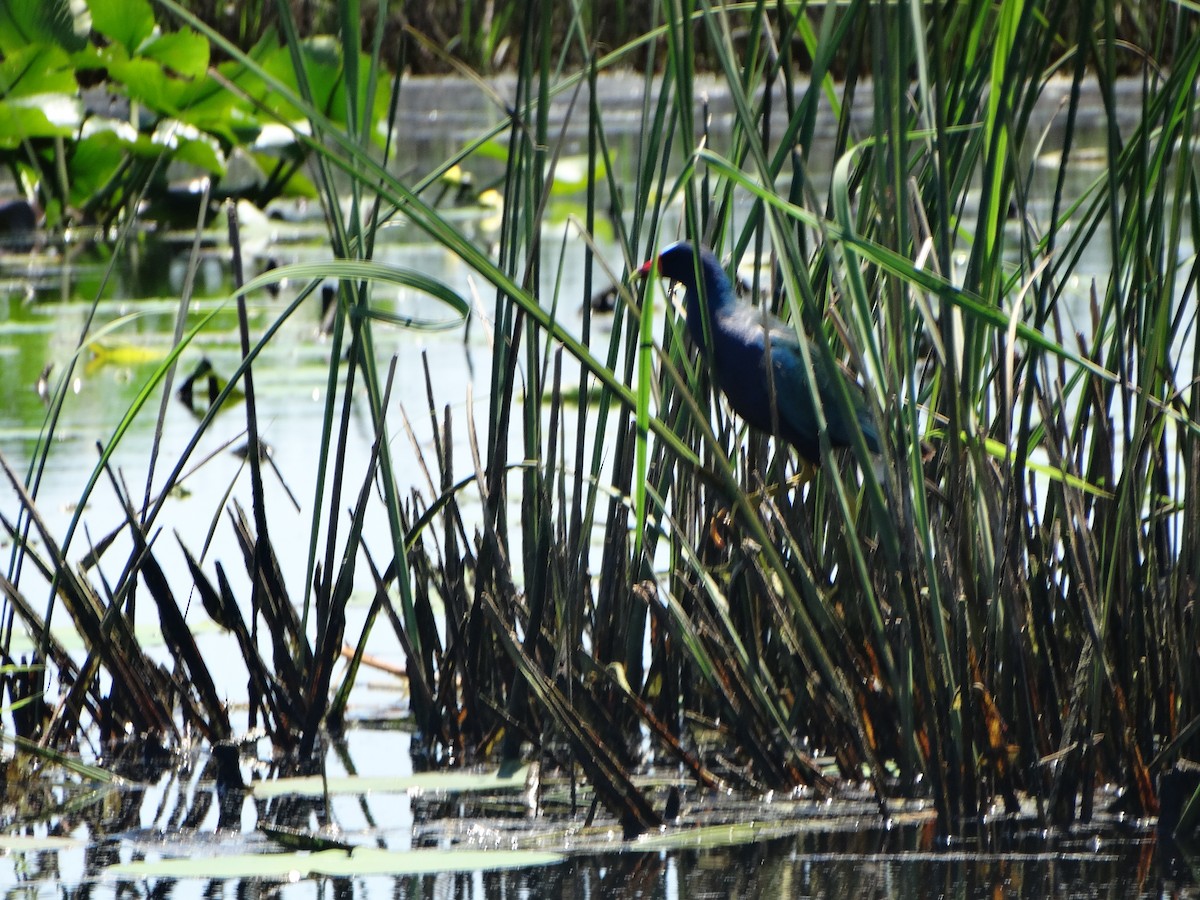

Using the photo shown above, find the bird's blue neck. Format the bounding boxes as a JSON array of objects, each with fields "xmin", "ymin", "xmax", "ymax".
[{"xmin": 685, "ymin": 254, "xmax": 737, "ymax": 350}]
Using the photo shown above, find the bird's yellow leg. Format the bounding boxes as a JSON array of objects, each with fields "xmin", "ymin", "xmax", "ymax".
[{"xmin": 786, "ymin": 458, "xmax": 819, "ymax": 489}]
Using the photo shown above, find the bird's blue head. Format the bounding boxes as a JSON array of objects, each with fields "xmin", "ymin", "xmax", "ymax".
[
  {"xmin": 640, "ymin": 241, "xmax": 713, "ymax": 285},
  {"xmin": 640, "ymin": 241, "xmax": 736, "ymax": 348}
]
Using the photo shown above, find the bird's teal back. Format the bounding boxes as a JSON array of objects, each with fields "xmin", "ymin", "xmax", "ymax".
[{"xmin": 649, "ymin": 241, "xmax": 879, "ymax": 462}]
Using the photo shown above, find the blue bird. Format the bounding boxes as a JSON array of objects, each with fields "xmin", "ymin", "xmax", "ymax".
[{"xmin": 641, "ymin": 241, "xmax": 880, "ymax": 465}]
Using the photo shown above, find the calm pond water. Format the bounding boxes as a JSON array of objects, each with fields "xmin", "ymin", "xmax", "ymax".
[
  {"xmin": 0, "ymin": 724, "xmax": 1181, "ymax": 898},
  {"xmin": 0, "ymin": 74, "xmax": 1188, "ymax": 896}
]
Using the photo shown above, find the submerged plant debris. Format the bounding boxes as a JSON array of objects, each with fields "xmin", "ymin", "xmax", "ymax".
[{"xmin": 0, "ymin": 740, "xmax": 1171, "ymax": 895}]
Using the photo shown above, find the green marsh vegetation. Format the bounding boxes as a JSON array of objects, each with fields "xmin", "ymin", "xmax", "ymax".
[{"xmin": 3, "ymin": 0, "xmax": 1200, "ymax": 842}]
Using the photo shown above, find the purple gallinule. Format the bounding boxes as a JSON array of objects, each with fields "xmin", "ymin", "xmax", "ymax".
[{"xmin": 641, "ymin": 241, "xmax": 879, "ymax": 464}]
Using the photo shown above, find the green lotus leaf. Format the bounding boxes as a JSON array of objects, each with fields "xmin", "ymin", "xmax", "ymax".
[
  {"xmin": 0, "ymin": 0, "xmax": 90, "ymax": 54},
  {"xmin": 0, "ymin": 96, "xmax": 81, "ymax": 146},
  {"xmin": 0, "ymin": 43, "xmax": 77, "ymax": 96},
  {"xmin": 88, "ymin": 0, "xmax": 155, "ymax": 56},
  {"xmin": 140, "ymin": 28, "xmax": 209, "ymax": 79}
]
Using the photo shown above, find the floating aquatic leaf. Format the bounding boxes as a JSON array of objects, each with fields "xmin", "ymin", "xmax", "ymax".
[
  {"xmin": 252, "ymin": 764, "xmax": 530, "ymax": 799},
  {"xmin": 624, "ymin": 816, "xmax": 938, "ymax": 853},
  {"xmin": 106, "ymin": 846, "xmax": 563, "ymax": 879},
  {"xmin": 87, "ymin": 342, "xmax": 169, "ymax": 369},
  {"xmin": 0, "ymin": 834, "xmax": 85, "ymax": 852}
]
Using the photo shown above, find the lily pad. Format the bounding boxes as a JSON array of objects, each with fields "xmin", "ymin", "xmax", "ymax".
[
  {"xmin": 252, "ymin": 764, "xmax": 530, "ymax": 799},
  {"xmin": 106, "ymin": 846, "xmax": 562, "ymax": 879},
  {"xmin": 0, "ymin": 834, "xmax": 85, "ymax": 852}
]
